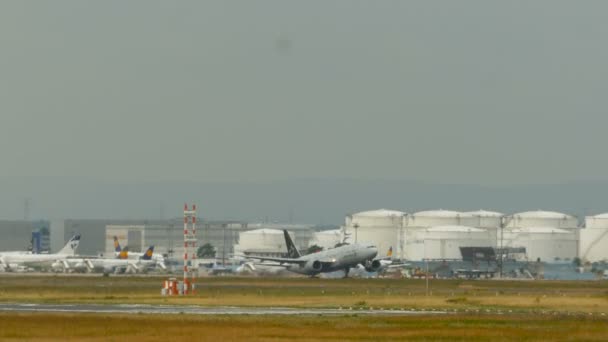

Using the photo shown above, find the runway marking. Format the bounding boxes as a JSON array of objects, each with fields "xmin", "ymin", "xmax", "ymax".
[{"xmin": 0, "ymin": 303, "xmax": 446, "ymax": 316}]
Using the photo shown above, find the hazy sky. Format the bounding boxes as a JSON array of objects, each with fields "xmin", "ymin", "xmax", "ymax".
[{"xmin": 1, "ymin": 1, "xmax": 607, "ymax": 185}]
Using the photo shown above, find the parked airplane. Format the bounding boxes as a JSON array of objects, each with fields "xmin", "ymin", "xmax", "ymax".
[
  {"xmin": 92, "ymin": 245, "xmax": 165, "ymax": 274},
  {"xmin": 246, "ymin": 230, "xmax": 379, "ymax": 277},
  {"xmin": 112, "ymin": 236, "xmax": 165, "ymax": 263},
  {"xmin": 0, "ymin": 249, "xmax": 33, "ymax": 257},
  {"xmin": 57, "ymin": 245, "xmax": 165, "ymax": 274},
  {"xmin": 0, "ymin": 235, "xmax": 80, "ymax": 271}
]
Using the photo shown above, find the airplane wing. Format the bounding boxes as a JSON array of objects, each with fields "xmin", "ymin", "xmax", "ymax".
[
  {"xmin": 246, "ymin": 255, "xmax": 307, "ymax": 265},
  {"xmin": 132, "ymin": 263, "xmax": 141, "ymax": 271}
]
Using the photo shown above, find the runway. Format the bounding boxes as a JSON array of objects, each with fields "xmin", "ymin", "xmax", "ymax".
[{"xmin": 0, "ymin": 303, "xmax": 445, "ymax": 316}]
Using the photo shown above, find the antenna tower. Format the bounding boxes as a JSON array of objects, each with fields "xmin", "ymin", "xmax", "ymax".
[{"xmin": 183, "ymin": 203, "xmax": 197, "ymax": 294}]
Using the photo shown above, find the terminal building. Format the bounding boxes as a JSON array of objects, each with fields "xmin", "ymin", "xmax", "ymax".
[
  {"xmin": 104, "ymin": 221, "xmax": 315, "ymax": 262},
  {"xmin": 47, "ymin": 218, "xmax": 318, "ymax": 260},
  {"xmin": 105, "ymin": 220, "xmax": 250, "ymax": 261}
]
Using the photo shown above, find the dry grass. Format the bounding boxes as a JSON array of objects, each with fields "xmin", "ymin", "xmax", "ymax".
[
  {"xmin": 0, "ymin": 275, "xmax": 607, "ymax": 313},
  {"xmin": 0, "ymin": 312, "xmax": 607, "ymax": 341}
]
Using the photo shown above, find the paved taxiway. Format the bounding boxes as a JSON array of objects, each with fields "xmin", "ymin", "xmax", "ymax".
[{"xmin": 0, "ymin": 303, "xmax": 445, "ymax": 316}]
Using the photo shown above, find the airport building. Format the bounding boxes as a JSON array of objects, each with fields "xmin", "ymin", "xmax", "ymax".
[
  {"xmin": 51, "ymin": 219, "xmax": 192, "ymax": 255},
  {"xmin": 105, "ymin": 221, "xmax": 315, "ymax": 262},
  {"xmin": 0, "ymin": 220, "xmax": 50, "ymax": 253},
  {"xmin": 27, "ymin": 208, "xmax": 608, "ymax": 265},
  {"xmin": 104, "ymin": 220, "xmax": 249, "ymax": 260}
]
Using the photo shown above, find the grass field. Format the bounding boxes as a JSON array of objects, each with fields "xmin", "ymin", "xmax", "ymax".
[
  {"xmin": 0, "ymin": 312, "xmax": 607, "ymax": 341},
  {"xmin": 0, "ymin": 275, "xmax": 607, "ymax": 341},
  {"xmin": 0, "ymin": 275, "xmax": 607, "ymax": 314}
]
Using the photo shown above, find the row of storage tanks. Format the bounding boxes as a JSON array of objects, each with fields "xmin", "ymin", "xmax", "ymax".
[{"xmin": 344, "ymin": 209, "xmax": 608, "ymax": 263}]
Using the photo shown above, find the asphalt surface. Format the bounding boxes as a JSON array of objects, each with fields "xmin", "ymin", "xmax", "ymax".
[{"xmin": 0, "ymin": 303, "xmax": 444, "ymax": 316}]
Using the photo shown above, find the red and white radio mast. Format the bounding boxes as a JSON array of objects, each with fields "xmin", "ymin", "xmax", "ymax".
[{"xmin": 183, "ymin": 203, "xmax": 198, "ymax": 294}]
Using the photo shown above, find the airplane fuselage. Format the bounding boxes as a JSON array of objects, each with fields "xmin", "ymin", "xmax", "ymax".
[
  {"xmin": 2, "ymin": 253, "xmax": 72, "ymax": 264},
  {"xmin": 287, "ymin": 244, "xmax": 377, "ymax": 276}
]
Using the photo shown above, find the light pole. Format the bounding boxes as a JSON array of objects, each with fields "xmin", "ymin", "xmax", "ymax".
[
  {"xmin": 424, "ymin": 242, "xmax": 429, "ymax": 296},
  {"xmin": 499, "ymin": 216, "xmax": 505, "ymax": 278},
  {"xmin": 222, "ymin": 224, "xmax": 226, "ymax": 266}
]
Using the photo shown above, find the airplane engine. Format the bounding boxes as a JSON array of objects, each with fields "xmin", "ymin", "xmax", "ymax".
[
  {"xmin": 304, "ymin": 260, "xmax": 323, "ymax": 273},
  {"xmin": 73, "ymin": 262, "xmax": 88, "ymax": 272},
  {"xmin": 364, "ymin": 259, "xmax": 382, "ymax": 273},
  {"xmin": 51, "ymin": 261, "xmax": 64, "ymax": 272}
]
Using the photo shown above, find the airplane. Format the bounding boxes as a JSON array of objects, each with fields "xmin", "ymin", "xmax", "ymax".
[
  {"xmin": 112, "ymin": 236, "xmax": 165, "ymax": 263},
  {"xmin": 57, "ymin": 245, "xmax": 165, "ymax": 274},
  {"xmin": 113, "ymin": 236, "xmax": 122, "ymax": 253},
  {"xmin": 246, "ymin": 230, "xmax": 379, "ymax": 277},
  {"xmin": 0, "ymin": 235, "xmax": 80, "ymax": 271},
  {"xmin": 0, "ymin": 249, "xmax": 34, "ymax": 257}
]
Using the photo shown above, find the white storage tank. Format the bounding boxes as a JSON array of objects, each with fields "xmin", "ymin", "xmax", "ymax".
[
  {"xmin": 579, "ymin": 214, "xmax": 608, "ymax": 262},
  {"xmin": 233, "ymin": 229, "xmax": 288, "ymax": 257},
  {"xmin": 344, "ymin": 209, "xmax": 404, "ymax": 260},
  {"xmin": 505, "ymin": 210, "xmax": 578, "ymax": 229},
  {"xmin": 462, "ymin": 210, "xmax": 504, "ymax": 249},
  {"xmin": 501, "ymin": 227, "xmax": 578, "ymax": 262},
  {"xmin": 346, "ymin": 209, "xmax": 404, "ymax": 227},
  {"xmin": 462, "ymin": 210, "xmax": 504, "ymax": 228},
  {"xmin": 404, "ymin": 225, "xmax": 493, "ymax": 261},
  {"xmin": 407, "ymin": 210, "xmax": 473, "ymax": 227},
  {"xmin": 310, "ymin": 229, "xmax": 343, "ymax": 250}
]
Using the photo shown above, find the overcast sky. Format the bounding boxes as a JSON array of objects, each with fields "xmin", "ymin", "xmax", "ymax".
[{"xmin": 1, "ymin": 1, "xmax": 607, "ymax": 185}]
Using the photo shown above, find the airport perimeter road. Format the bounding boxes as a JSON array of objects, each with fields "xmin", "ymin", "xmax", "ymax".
[{"xmin": 0, "ymin": 303, "xmax": 445, "ymax": 316}]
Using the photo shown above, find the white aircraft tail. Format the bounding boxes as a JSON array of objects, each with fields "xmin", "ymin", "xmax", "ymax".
[{"xmin": 57, "ymin": 235, "xmax": 81, "ymax": 255}]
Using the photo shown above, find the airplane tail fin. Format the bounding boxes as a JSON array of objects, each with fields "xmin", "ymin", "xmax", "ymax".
[
  {"xmin": 118, "ymin": 246, "xmax": 129, "ymax": 259},
  {"xmin": 142, "ymin": 246, "xmax": 154, "ymax": 260},
  {"xmin": 387, "ymin": 246, "xmax": 393, "ymax": 258},
  {"xmin": 58, "ymin": 234, "xmax": 80, "ymax": 255},
  {"xmin": 283, "ymin": 230, "xmax": 300, "ymax": 258},
  {"xmin": 113, "ymin": 236, "xmax": 122, "ymax": 252}
]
